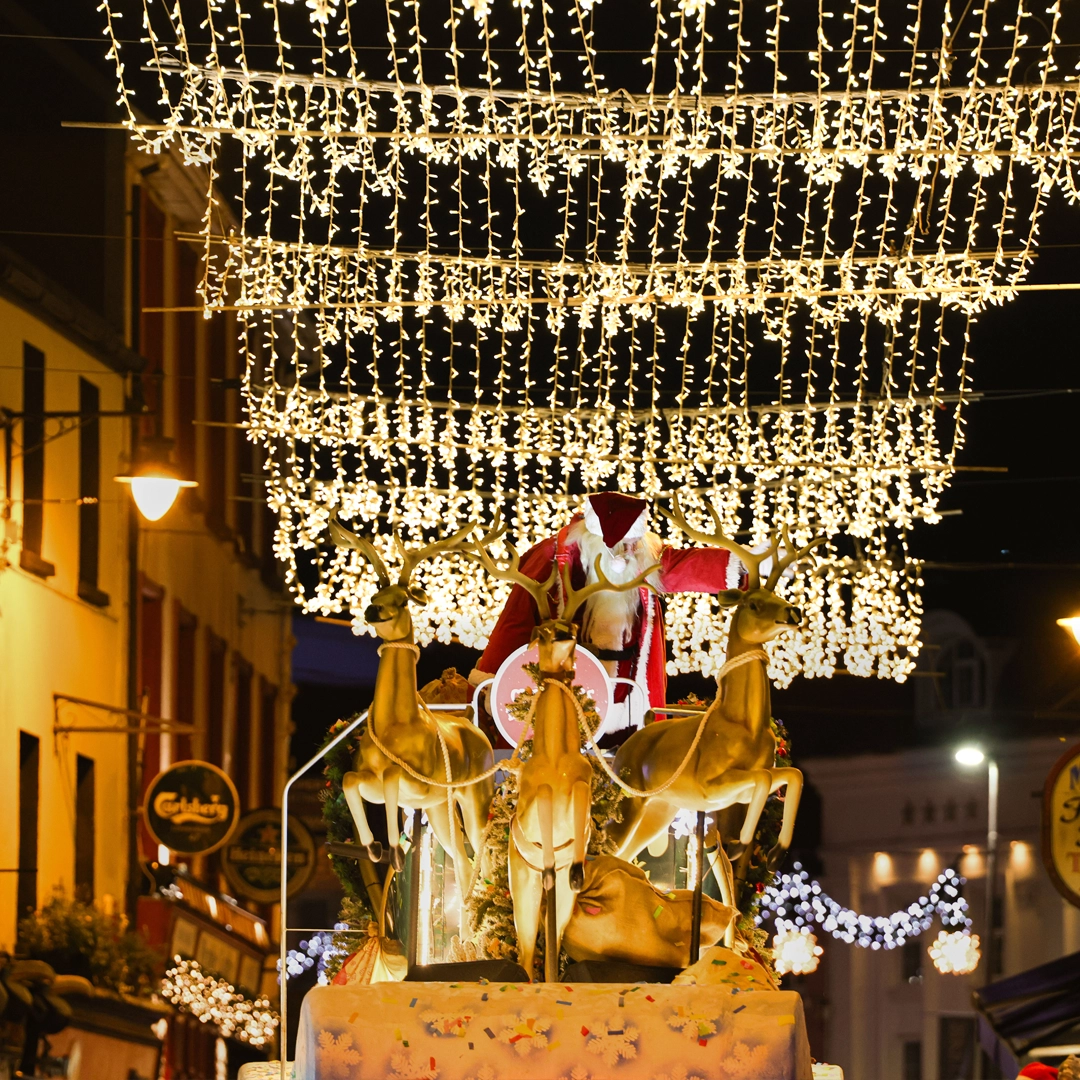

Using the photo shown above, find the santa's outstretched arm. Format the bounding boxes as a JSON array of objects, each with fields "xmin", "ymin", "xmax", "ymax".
[{"xmin": 656, "ymin": 544, "xmax": 748, "ymax": 593}]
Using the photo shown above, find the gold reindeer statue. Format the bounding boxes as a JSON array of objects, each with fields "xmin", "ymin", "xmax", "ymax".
[
  {"xmin": 328, "ymin": 515, "xmax": 496, "ymax": 874},
  {"xmin": 605, "ymin": 498, "xmax": 821, "ymax": 930},
  {"xmin": 470, "ymin": 528, "xmax": 659, "ymax": 981}
]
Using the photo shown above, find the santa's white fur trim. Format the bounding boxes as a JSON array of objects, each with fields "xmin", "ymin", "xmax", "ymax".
[
  {"xmin": 583, "ymin": 498, "xmax": 648, "ymax": 543},
  {"xmin": 726, "ymin": 554, "xmax": 744, "ymax": 590}
]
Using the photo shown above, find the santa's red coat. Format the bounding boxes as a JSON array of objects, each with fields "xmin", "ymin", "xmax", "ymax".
[{"xmin": 475, "ymin": 520, "xmax": 743, "ymax": 710}]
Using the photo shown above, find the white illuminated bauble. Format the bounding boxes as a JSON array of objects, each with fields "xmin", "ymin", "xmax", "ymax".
[
  {"xmin": 773, "ymin": 925, "xmax": 824, "ymax": 976},
  {"xmin": 928, "ymin": 930, "xmax": 981, "ymax": 976}
]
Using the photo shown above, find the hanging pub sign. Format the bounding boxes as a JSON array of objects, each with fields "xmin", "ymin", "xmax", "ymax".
[
  {"xmin": 143, "ymin": 760, "xmax": 240, "ymax": 856},
  {"xmin": 221, "ymin": 808, "xmax": 318, "ymax": 904},
  {"xmin": 1042, "ymin": 742, "xmax": 1080, "ymax": 909}
]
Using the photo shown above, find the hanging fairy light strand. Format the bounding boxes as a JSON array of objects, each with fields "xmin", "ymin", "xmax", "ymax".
[
  {"xmin": 96, "ymin": 0, "xmax": 1079, "ymax": 679},
  {"xmin": 757, "ymin": 864, "xmax": 972, "ymax": 950}
]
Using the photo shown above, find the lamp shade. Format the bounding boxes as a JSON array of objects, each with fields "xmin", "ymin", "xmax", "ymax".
[{"xmin": 115, "ymin": 437, "xmax": 197, "ymax": 521}]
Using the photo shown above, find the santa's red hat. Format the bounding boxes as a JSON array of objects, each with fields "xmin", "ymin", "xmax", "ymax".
[{"xmin": 583, "ymin": 492, "xmax": 648, "ymax": 548}]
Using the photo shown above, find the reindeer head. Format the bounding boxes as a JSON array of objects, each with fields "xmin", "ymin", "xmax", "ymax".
[
  {"xmin": 327, "ymin": 514, "xmax": 480, "ymax": 643},
  {"xmin": 468, "ymin": 513, "xmax": 660, "ymax": 674},
  {"xmin": 660, "ymin": 496, "xmax": 823, "ymax": 646}
]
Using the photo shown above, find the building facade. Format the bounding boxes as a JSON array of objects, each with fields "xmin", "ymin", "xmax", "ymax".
[
  {"xmin": 798, "ymin": 603, "xmax": 1080, "ymax": 1080},
  {"xmin": 0, "ymin": 8, "xmax": 295, "ymax": 1073}
]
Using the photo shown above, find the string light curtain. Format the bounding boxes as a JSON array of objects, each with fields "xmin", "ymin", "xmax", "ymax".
[{"xmin": 99, "ymin": 0, "xmax": 1078, "ymax": 680}]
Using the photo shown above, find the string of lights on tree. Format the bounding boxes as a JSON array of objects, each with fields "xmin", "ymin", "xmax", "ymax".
[
  {"xmin": 758, "ymin": 863, "xmax": 977, "ymax": 976},
  {"xmin": 99, "ymin": 0, "xmax": 1080, "ymax": 680},
  {"xmin": 161, "ymin": 959, "xmax": 280, "ymax": 1046}
]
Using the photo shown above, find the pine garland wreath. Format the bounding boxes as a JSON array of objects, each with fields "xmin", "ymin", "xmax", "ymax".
[{"xmin": 319, "ymin": 715, "xmax": 376, "ymax": 913}]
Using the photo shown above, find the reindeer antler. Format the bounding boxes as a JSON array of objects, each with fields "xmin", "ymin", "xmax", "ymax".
[
  {"xmin": 765, "ymin": 525, "xmax": 825, "ymax": 591},
  {"xmin": 560, "ymin": 555, "xmax": 661, "ymax": 623},
  {"xmin": 660, "ymin": 496, "xmax": 822, "ymax": 591},
  {"xmin": 328, "ymin": 513, "xmax": 391, "ymax": 588},
  {"xmin": 659, "ymin": 495, "xmax": 770, "ymax": 589},
  {"xmin": 395, "ymin": 520, "xmax": 485, "ymax": 585},
  {"xmin": 465, "ymin": 512, "xmax": 558, "ymax": 620}
]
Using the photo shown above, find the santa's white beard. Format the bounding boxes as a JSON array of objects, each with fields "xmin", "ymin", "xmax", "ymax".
[{"xmin": 573, "ymin": 526, "xmax": 660, "ymax": 651}]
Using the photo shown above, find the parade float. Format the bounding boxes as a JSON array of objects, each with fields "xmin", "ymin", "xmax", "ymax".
[{"xmin": 96, "ymin": 0, "xmax": 1080, "ymax": 1074}]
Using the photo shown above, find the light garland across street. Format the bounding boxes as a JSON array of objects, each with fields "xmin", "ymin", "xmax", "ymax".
[
  {"xmin": 757, "ymin": 864, "xmax": 972, "ymax": 950},
  {"xmin": 97, "ymin": 0, "xmax": 1080, "ymax": 679}
]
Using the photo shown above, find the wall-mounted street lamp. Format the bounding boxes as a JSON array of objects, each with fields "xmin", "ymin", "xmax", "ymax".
[
  {"xmin": 114, "ymin": 434, "xmax": 197, "ymax": 521},
  {"xmin": 1056, "ymin": 616, "xmax": 1080, "ymax": 648}
]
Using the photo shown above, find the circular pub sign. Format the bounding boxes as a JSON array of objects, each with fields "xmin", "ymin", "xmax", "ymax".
[
  {"xmin": 143, "ymin": 761, "xmax": 240, "ymax": 856},
  {"xmin": 1043, "ymin": 741, "xmax": 1080, "ymax": 909},
  {"xmin": 221, "ymin": 809, "xmax": 318, "ymax": 904}
]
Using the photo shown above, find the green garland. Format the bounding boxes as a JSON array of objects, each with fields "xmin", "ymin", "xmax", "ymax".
[{"xmin": 319, "ymin": 715, "xmax": 376, "ymax": 912}]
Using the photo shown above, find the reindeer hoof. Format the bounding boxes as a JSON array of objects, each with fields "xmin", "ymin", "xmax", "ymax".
[
  {"xmin": 391, "ymin": 846, "xmax": 407, "ymax": 872},
  {"xmin": 366, "ymin": 840, "xmax": 384, "ymax": 863},
  {"xmin": 542, "ymin": 868, "xmax": 556, "ymax": 892},
  {"xmin": 724, "ymin": 840, "xmax": 747, "ymax": 860},
  {"xmin": 766, "ymin": 844, "xmax": 787, "ymax": 872},
  {"xmin": 569, "ymin": 862, "xmax": 585, "ymax": 892}
]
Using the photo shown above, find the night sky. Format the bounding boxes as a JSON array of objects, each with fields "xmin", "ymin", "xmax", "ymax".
[{"xmin": 4, "ymin": 0, "xmax": 1080, "ymax": 771}]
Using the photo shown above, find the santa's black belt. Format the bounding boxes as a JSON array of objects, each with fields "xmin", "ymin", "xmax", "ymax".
[{"xmin": 582, "ymin": 645, "xmax": 635, "ymax": 662}]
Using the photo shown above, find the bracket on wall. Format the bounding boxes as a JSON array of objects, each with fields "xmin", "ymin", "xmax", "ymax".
[{"xmin": 52, "ymin": 692, "xmax": 198, "ymax": 736}]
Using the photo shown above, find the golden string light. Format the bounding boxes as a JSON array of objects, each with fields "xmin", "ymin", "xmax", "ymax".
[
  {"xmin": 161, "ymin": 959, "xmax": 279, "ymax": 1046},
  {"xmin": 97, "ymin": 0, "xmax": 1079, "ymax": 679}
]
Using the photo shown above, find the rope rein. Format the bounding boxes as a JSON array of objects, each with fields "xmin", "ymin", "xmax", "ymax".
[
  {"xmin": 555, "ymin": 648, "xmax": 768, "ymax": 800},
  {"xmin": 363, "ymin": 648, "xmax": 765, "ymax": 801}
]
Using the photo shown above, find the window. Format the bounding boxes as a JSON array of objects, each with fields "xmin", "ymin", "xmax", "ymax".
[
  {"xmin": 18, "ymin": 732, "xmax": 40, "ymax": 917},
  {"xmin": 175, "ymin": 605, "xmax": 198, "ymax": 762},
  {"xmin": 206, "ymin": 631, "xmax": 227, "ymax": 767},
  {"xmin": 258, "ymin": 678, "xmax": 278, "ymax": 808},
  {"xmin": 75, "ymin": 755, "xmax": 95, "ymax": 898},
  {"xmin": 902, "ymin": 940, "xmax": 923, "ymax": 983},
  {"xmin": 78, "ymin": 378, "xmax": 109, "ymax": 605},
  {"xmin": 233, "ymin": 656, "xmax": 253, "ymax": 811},
  {"xmin": 938, "ymin": 1017, "xmax": 976, "ymax": 1080},
  {"xmin": 902, "ymin": 1040, "xmax": 922, "ymax": 1080},
  {"xmin": 176, "ymin": 244, "xmax": 198, "ymax": 492},
  {"xmin": 206, "ymin": 315, "xmax": 228, "ymax": 533},
  {"xmin": 139, "ymin": 582, "xmax": 164, "ymax": 859},
  {"xmin": 939, "ymin": 638, "xmax": 986, "ymax": 710},
  {"xmin": 19, "ymin": 343, "xmax": 54, "ymax": 578}
]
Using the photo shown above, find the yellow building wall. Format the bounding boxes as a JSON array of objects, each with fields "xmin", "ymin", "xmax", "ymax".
[
  {"xmin": 0, "ymin": 179, "xmax": 295, "ymax": 950},
  {"xmin": 0, "ymin": 295, "xmax": 131, "ymax": 947}
]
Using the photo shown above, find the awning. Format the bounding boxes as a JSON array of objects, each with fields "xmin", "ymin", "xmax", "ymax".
[{"xmin": 973, "ymin": 950, "xmax": 1080, "ymax": 1078}]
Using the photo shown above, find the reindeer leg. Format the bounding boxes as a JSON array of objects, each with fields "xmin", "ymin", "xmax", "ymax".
[
  {"xmin": 705, "ymin": 844, "xmax": 739, "ymax": 949},
  {"xmin": 458, "ymin": 777, "xmax": 493, "ymax": 861},
  {"xmin": 342, "ymin": 770, "xmax": 383, "ymax": 863},
  {"xmin": 382, "ymin": 768, "xmax": 406, "ymax": 872},
  {"xmin": 537, "ymin": 784, "xmax": 556, "ymax": 892},
  {"xmin": 509, "ymin": 841, "xmax": 543, "ymax": 982},
  {"xmin": 427, "ymin": 800, "xmax": 472, "ymax": 875},
  {"xmin": 766, "ymin": 767, "xmax": 804, "ymax": 870},
  {"xmin": 569, "ymin": 780, "xmax": 590, "ymax": 892}
]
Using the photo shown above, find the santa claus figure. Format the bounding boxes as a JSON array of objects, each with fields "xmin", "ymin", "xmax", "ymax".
[{"xmin": 469, "ymin": 492, "xmax": 745, "ymax": 732}]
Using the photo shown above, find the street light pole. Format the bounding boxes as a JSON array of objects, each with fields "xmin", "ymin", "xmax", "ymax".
[
  {"xmin": 955, "ymin": 744, "xmax": 1000, "ymax": 1080},
  {"xmin": 984, "ymin": 757, "xmax": 999, "ymax": 988}
]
